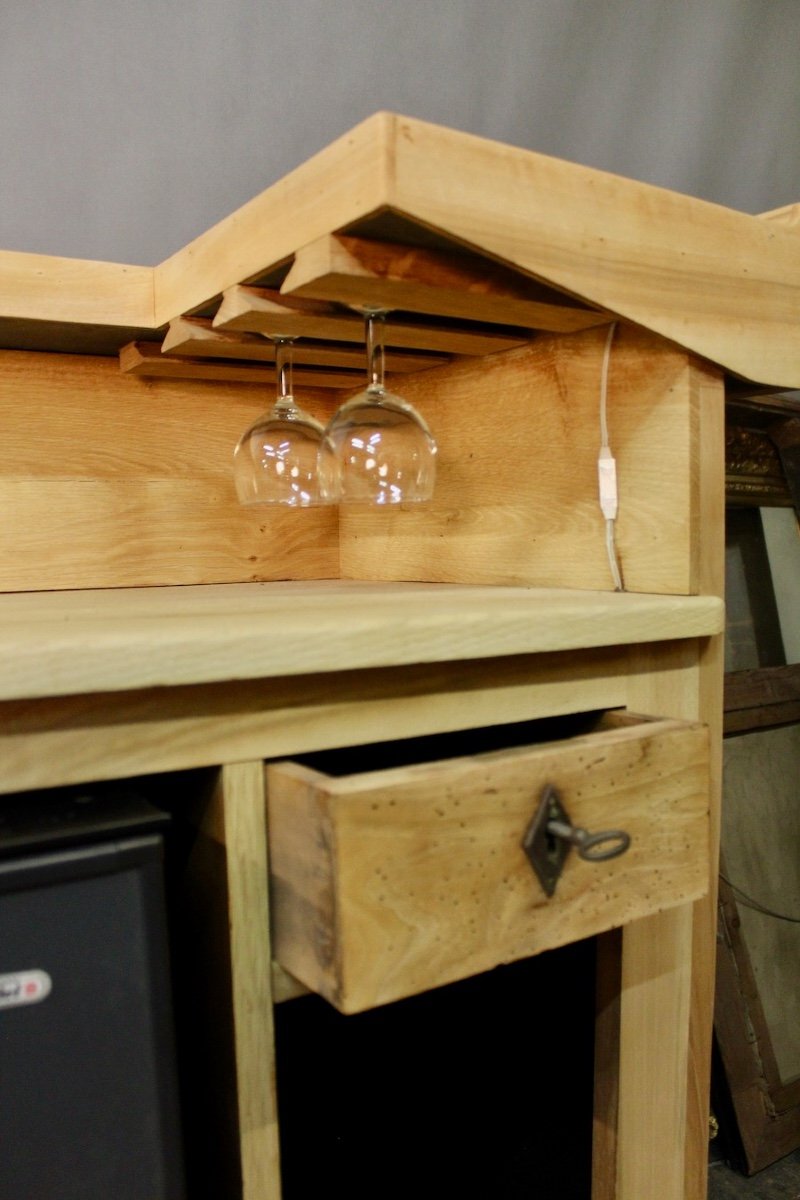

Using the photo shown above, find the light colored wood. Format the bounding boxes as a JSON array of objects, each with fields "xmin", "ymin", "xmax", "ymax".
[
  {"xmin": 0, "ymin": 247, "xmax": 154, "ymax": 328},
  {"xmin": 0, "ymin": 580, "xmax": 722, "ymax": 702},
  {"xmin": 388, "ymin": 114, "xmax": 800, "ymax": 387},
  {"xmin": 2, "ymin": 115, "xmax": 798, "ymax": 389},
  {"xmin": 0, "ymin": 350, "xmax": 339, "ymax": 591},
  {"xmin": 281, "ymin": 233, "xmax": 611, "ymax": 333},
  {"xmin": 268, "ymin": 713, "xmax": 709, "ymax": 1012},
  {"xmin": 162, "ymin": 316, "xmax": 448, "ymax": 373},
  {"xmin": 340, "ymin": 324, "xmax": 703, "ymax": 594},
  {"xmin": 141, "ymin": 112, "xmax": 800, "ymax": 388},
  {"xmin": 610, "ymin": 362, "xmax": 725, "ymax": 1200},
  {"xmin": 0, "ymin": 647, "xmax": 629, "ymax": 793},
  {"xmin": 210, "ymin": 762, "xmax": 281, "ymax": 1199},
  {"xmin": 213, "ymin": 284, "xmax": 530, "ymax": 356},
  {"xmin": 120, "ymin": 339, "xmax": 362, "ymax": 388},
  {"xmin": 758, "ymin": 202, "xmax": 800, "ymax": 230},
  {"xmin": 153, "ymin": 112, "xmax": 395, "ymax": 329},
  {"xmin": 617, "ymin": 903, "xmax": 694, "ymax": 1199}
]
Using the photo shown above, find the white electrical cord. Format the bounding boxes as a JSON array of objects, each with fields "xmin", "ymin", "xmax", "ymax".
[{"xmin": 598, "ymin": 322, "xmax": 624, "ymax": 591}]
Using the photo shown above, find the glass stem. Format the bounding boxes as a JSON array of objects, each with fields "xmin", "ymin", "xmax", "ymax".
[
  {"xmin": 365, "ymin": 311, "xmax": 386, "ymax": 392},
  {"xmin": 274, "ymin": 338, "xmax": 294, "ymax": 413}
]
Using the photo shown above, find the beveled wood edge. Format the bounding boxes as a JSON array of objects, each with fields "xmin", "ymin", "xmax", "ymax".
[{"xmin": 2, "ymin": 114, "xmax": 799, "ymax": 388}]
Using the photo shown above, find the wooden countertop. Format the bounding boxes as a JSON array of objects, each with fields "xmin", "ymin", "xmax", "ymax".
[{"xmin": 0, "ymin": 581, "xmax": 724, "ymax": 702}]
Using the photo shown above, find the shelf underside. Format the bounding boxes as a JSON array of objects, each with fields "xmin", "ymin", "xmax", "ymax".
[{"xmin": 120, "ymin": 227, "xmax": 612, "ymax": 390}]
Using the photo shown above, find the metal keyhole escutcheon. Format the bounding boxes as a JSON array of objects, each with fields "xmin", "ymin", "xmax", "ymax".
[{"xmin": 522, "ymin": 783, "xmax": 631, "ymax": 897}]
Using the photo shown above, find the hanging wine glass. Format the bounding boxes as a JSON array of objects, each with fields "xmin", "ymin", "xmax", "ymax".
[
  {"xmin": 318, "ymin": 310, "xmax": 437, "ymax": 505},
  {"xmin": 233, "ymin": 337, "xmax": 328, "ymax": 507}
]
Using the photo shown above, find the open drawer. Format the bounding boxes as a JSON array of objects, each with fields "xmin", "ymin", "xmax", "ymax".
[{"xmin": 267, "ymin": 711, "xmax": 709, "ymax": 1013}]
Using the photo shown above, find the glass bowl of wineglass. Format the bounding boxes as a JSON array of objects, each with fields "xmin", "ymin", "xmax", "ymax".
[
  {"xmin": 318, "ymin": 310, "xmax": 437, "ymax": 505},
  {"xmin": 233, "ymin": 338, "xmax": 329, "ymax": 507}
]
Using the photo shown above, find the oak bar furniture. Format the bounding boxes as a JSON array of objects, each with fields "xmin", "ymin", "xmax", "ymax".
[{"xmin": 2, "ymin": 112, "xmax": 799, "ymax": 1198}]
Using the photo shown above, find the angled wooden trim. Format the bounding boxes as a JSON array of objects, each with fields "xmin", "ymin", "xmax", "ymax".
[
  {"xmin": 758, "ymin": 202, "xmax": 800, "ymax": 231},
  {"xmin": 213, "ymin": 284, "xmax": 529, "ymax": 356},
  {"xmin": 162, "ymin": 316, "xmax": 448, "ymax": 373},
  {"xmin": 0, "ymin": 248, "xmax": 155, "ymax": 328},
  {"xmin": 387, "ymin": 116, "xmax": 800, "ymax": 388},
  {"xmin": 281, "ymin": 233, "xmax": 610, "ymax": 333},
  {"xmin": 153, "ymin": 111, "xmax": 396, "ymax": 328}
]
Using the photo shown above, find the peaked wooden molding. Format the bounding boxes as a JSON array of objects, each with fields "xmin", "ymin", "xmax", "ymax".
[
  {"xmin": 281, "ymin": 234, "xmax": 610, "ymax": 334},
  {"xmin": 758, "ymin": 202, "xmax": 800, "ymax": 231},
  {"xmin": 120, "ymin": 341, "xmax": 361, "ymax": 388},
  {"xmin": 213, "ymin": 285, "xmax": 531, "ymax": 356},
  {"xmin": 162, "ymin": 316, "xmax": 449, "ymax": 373}
]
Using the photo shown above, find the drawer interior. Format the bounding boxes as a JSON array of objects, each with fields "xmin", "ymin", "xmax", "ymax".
[{"xmin": 289, "ymin": 708, "xmax": 622, "ymax": 777}]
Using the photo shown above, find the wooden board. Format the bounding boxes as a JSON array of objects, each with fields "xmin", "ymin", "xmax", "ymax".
[
  {"xmin": 0, "ymin": 580, "xmax": 722, "ymax": 702},
  {"xmin": 339, "ymin": 323, "xmax": 706, "ymax": 594},
  {"xmin": 267, "ymin": 713, "xmax": 709, "ymax": 1012},
  {"xmin": 161, "ymin": 316, "xmax": 448, "ymax": 373},
  {"xmin": 0, "ymin": 646, "xmax": 630, "ymax": 794},
  {"xmin": 281, "ymin": 234, "xmax": 610, "ymax": 333},
  {"xmin": 0, "ymin": 349, "xmax": 339, "ymax": 591},
  {"xmin": 387, "ymin": 115, "xmax": 800, "ymax": 388},
  {"xmin": 0, "ymin": 247, "xmax": 154, "ymax": 328},
  {"xmin": 120, "ymin": 340, "xmax": 362, "ymax": 388},
  {"xmin": 213, "ymin": 285, "xmax": 530, "ymax": 356},
  {"xmin": 150, "ymin": 112, "xmax": 800, "ymax": 388}
]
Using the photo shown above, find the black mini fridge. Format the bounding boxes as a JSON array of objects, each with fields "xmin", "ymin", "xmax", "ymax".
[{"xmin": 0, "ymin": 786, "xmax": 185, "ymax": 1200}]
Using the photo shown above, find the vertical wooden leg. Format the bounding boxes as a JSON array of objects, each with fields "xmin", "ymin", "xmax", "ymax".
[
  {"xmin": 617, "ymin": 905, "xmax": 694, "ymax": 1199},
  {"xmin": 214, "ymin": 760, "xmax": 282, "ymax": 1199},
  {"xmin": 593, "ymin": 928, "xmax": 622, "ymax": 1200}
]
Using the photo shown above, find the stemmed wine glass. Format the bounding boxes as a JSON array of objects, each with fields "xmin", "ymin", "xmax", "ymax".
[
  {"xmin": 318, "ymin": 310, "xmax": 437, "ymax": 505},
  {"xmin": 233, "ymin": 337, "xmax": 328, "ymax": 507}
]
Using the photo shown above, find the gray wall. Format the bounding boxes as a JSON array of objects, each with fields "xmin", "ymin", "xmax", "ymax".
[{"xmin": 1, "ymin": 0, "xmax": 799, "ymax": 266}]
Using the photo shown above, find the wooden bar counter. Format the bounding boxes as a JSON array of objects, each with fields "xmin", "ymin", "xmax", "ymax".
[{"xmin": 1, "ymin": 113, "xmax": 798, "ymax": 1198}]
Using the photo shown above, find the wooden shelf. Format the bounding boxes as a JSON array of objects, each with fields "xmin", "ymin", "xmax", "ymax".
[{"xmin": 0, "ymin": 581, "xmax": 724, "ymax": 702}]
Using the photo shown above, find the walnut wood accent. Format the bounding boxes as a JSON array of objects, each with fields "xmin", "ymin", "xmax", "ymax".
[
  {"xmin": 724, "ymin": 665, "xmax": 800, "ymax": 735},
  {"xmin": 281, "ymin": 233, "xmax": 610, "ymax": 333}
]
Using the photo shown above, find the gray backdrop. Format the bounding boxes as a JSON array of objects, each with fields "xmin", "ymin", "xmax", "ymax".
[{"xmin": 1, "ymin": 0, "xmax": 799, "ymax": 265}]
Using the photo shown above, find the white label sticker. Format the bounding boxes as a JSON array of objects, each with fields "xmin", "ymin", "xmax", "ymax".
[{"xmin": 0, "ymin": 970, "xmax": 53, "ymax": 1009}]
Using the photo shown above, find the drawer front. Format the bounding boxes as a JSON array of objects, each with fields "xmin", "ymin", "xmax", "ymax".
[{"xmin": 267, "ymin": 712, "xmax": 709, "ymax": 1013}]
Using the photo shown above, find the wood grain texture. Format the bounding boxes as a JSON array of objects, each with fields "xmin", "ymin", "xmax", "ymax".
[
  {"xmin": 153, "ymin": 111, "xmax": 393, "ymax": 328},
  {"xmin": 0, "ymin": 647, "xmax": 629, "ymax": 794},
  {"xmin": 281, "ymin": 233, "xmax": 610, "ymax": 333},
  {"xmin": 210, "ymin": 762, "xmax": 281, "ymax": 1199},
  {"xmin": 0, "ymin": 581, "xmax": 722, "ymax": 702},
  {"xmin": 268, "ymin": 714, "xmax": 709, "ymax": 1012},
  {"xmin": 161, "ymin": 316, "xmax": 448, "ymax": 373},
  {"xmin": 0, "ymin": 350, "xmax": 339, "ymax": 590},
  {"xmin": 120, "ymin": 340, "xmax": 362, "ymax": 388},
  {"xmin": 388, "ymin": 114, "xmax": 800, "ymax": 387},
  {"xmin": 592, "ymin": 361, "xmax": 724, "ymax": 1200},
  {"xmin": 213, "ymin": 284, "xmax": 529, "ymax": 356},
  {"xmin": 340, "ymin": 324, "xmax": 701, "ymax": 593},
  {"xmin": 617, "ymin": 903, "xmax": 694, "ymax": 1200},
  {"xmin": 0, "ymin": 247, "xmax": 154, "ymax": 328}
]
